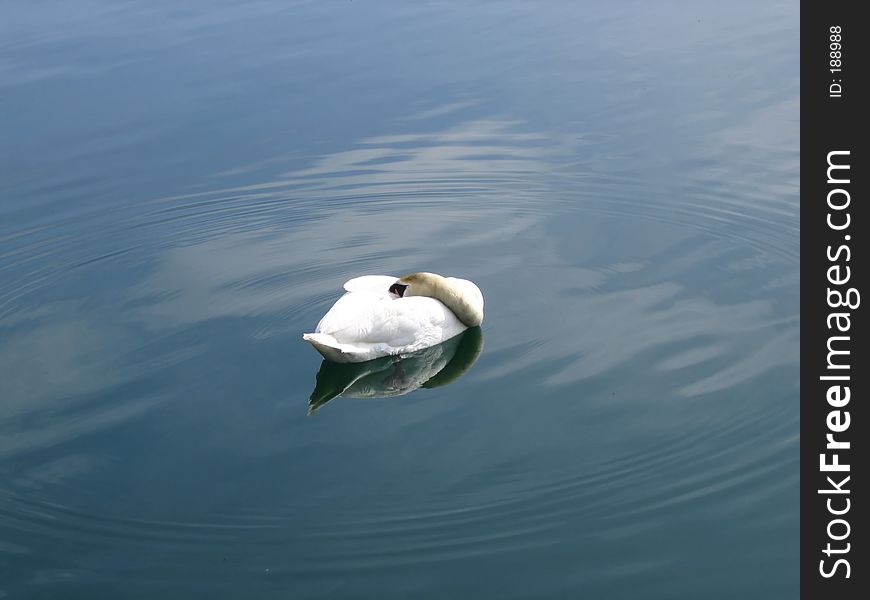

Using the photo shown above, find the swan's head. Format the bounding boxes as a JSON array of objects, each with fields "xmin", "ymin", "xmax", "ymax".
[{"xmin": 391, "ymin": 272, "xmax": 484, "ymax": 327}]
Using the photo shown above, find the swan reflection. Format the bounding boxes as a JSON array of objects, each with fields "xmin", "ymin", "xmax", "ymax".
[{"xmin": 308, "ymin": 327, "xmax": 484, "ymax": 414}]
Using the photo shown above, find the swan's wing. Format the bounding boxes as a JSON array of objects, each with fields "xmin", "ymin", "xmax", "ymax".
[
  {"xmin": 342, "ymin": 275, "xmax": 397, "ymax": 294},
  {"xmin": 316, "ymin": 293, "xmax": 461, "ymax": 348}
]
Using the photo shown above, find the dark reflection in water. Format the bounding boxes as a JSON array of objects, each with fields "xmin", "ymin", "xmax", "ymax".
[
  {"xmin": 309, "ymin": 327, "xmax": 484, "ymax": 414},
  {"xmin": 1, "ymin": 0, "xmax": 797, "ymax": 598}
]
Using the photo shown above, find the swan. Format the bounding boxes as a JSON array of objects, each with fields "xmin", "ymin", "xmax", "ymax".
[{"xmin": 303, "ymin": 272, "xmax": 484, "ymax": 363}]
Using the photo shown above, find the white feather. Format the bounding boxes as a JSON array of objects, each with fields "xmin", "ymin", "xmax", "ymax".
[{"xmin": 303, "ymin": 274, "xmax": 477, "ymax": 363}]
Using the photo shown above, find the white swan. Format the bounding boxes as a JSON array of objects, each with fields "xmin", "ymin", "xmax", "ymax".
[{"xmin": 303, "ymin": 272, "xmax": 484, "ymax": 363}]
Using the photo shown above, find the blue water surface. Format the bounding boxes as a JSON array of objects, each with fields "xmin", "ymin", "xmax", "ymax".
[{"xmin": 1, "ymin": 1, "xmax": 799, "ymax": 598}]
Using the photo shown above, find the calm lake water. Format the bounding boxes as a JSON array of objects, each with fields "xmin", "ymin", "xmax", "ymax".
[{"xmin": 1, "ymin": 1, "xmax": 799, "ymax": 598}]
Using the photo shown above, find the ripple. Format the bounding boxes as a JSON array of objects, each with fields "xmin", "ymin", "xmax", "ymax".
[{"xmin": 1, "ymin": 4, "xmax": 799, "ymax": 591}]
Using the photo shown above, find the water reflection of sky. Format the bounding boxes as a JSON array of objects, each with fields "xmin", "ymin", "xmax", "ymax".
[{"xmin": 1, "ymin": 0, "xmax": 798, "ymax": 598}]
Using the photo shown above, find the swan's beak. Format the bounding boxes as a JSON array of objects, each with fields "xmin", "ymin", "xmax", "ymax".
[{"xmin": 389, "ymin": 283, "xmax": 408, "ymax": 297}]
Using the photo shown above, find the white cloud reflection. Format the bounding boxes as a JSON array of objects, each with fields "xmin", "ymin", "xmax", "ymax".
[
  {"xmin": 126, "ymin": 115, "xmax": 798, "ymax": 400},
  {"xmin": 129, "ymin": 119, "xmax": 553, "ymax": 330}
]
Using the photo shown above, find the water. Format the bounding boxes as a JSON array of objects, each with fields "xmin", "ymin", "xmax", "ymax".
[{"xmin": 1, "ymin": 1, "xmax": 799, "ymax": 597}]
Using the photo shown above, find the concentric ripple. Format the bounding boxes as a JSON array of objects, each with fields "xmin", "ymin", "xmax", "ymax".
[{"xmin": 2, "ymin": 0, "xmax": 798, "ymax": 597}]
